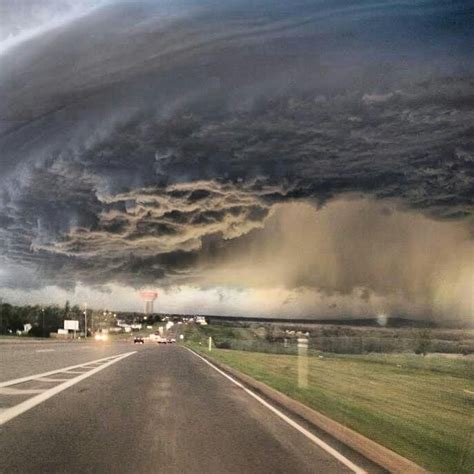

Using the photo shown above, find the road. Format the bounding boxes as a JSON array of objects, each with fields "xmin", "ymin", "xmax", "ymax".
[
  {"xmin": 0, "ymin": 342, "xmax": 382, "ymax": 474},
  {"xmin": 0, "ymin": 340, "xmax": 131, "ymax": 382}
]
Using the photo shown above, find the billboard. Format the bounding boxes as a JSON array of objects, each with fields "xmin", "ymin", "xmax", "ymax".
[{"xmin": 64, "ymin": 320, "xmax": 79, "ymax": 331}]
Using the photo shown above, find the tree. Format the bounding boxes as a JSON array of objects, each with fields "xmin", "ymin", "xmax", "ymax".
[
  {"xmin": 414, "ymin": 329, "xmax": 432, "ymax": 356},
  {"xmin": 64, "ymin": 301, "xmax": 70, "ymax": 319},
  {"xmin": 265, "ymin": 325, "xmax": 277, "ymax": 342},
  {"xmin": 0, "ymin": 303, "xmax": 23, "ymax": 334}
]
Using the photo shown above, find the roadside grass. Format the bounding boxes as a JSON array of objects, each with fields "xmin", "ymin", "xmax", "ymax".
[{"xmin": 187, "ymin": 343, "xmax": 474, "ymax": 474}]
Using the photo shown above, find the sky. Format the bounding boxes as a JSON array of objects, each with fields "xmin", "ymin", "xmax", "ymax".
[{"xmin": 0, "ymin": 0, "xmax": 473, "ymax": 325}]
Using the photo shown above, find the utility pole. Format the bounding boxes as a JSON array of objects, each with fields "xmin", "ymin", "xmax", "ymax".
[
  {"xmin": 0, "ymin": 297, "xmax": 3, "ymax": 335},
  {"xmin": 84, "ymin": 303, "xmax": 88, "ymax": 339},
  {"xmin": 42, "ymin": 308, "xmax": 45, "ymax": 338}
]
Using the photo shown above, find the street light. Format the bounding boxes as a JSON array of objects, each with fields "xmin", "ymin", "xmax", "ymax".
[
  {"xmin": 83, "ymin": 303, "xmax": 88, "ymax": 339},
  {"xmin": 41, "ymin": 308, "xmax": 45, "ymax": 337}
]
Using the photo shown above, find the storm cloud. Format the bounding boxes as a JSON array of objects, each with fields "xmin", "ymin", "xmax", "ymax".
[{"xmin": 0, "ymin": 0, "xmax": 472, "ymax": 322}]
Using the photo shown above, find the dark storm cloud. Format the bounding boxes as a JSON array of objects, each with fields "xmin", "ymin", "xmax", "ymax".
[{"xmin": 0, "ymin": 0, "xmax": 473, "ymax": 319}]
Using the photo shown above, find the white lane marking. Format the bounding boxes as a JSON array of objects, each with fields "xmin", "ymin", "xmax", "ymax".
[
  {"xmin": 0, "ymin": 353, "xmax": 131, "ymax": 388},
  {"xmin": 0, "ymin": 351, "xmax": 136, "ymax": 426},
  {"xmin": 0, "ymin": 387, "xmax": 45, "ymax": 395},
  {"xmin": 36, "ymin": 349, "xmax": 55, "ymax": 353},
  {"xmin": 36, "ymin": 378, "xmax": 71, "ymax": 383},
  {"xmin": 186, "ymin": 348, "xmax": 366, "ymax": 474}
]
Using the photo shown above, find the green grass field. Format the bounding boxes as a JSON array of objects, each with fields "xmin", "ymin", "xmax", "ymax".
[{"xmin": 188, "ymin": 343, "xmax": 473, "ymax": 473}]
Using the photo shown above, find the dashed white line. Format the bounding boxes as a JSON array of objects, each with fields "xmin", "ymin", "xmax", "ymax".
[
  {"xmin": 186, "ymin": 347, "xmax": 366, "ymax": 474},
  {"xmin": 0, "ymin": 351, "xmax": 136, "ymax": 426},
  {"xmin": 36, "ymin": 349, "xmax": 55, "ymax": 353}
]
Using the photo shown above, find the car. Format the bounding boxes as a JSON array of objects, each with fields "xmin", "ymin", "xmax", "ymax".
[
  {"xmin": 134, "ymin": 336, "xmax": 145, "ymax": 344},
  {"xmin": 94, "ymin": 332, "xmax": 109, "ymax": 341}
]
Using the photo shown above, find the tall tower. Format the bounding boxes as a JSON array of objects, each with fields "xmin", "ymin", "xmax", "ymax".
[{"xmin": 139, "ymin": 291, "xmax": 158, "ymax": 315}]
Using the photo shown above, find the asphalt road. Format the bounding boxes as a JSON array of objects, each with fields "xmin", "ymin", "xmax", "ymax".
[
  {"xmin": 0, "ymin": 342, "xmax": 379, "ymax": 474},
  {"xmin": 0, "ymin": 340, "xmax": 131, "ymax": 382}
]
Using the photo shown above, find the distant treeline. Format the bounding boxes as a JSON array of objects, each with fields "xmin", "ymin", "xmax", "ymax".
[
  {"xmin": 205, "ymin": 315, "xmax": 440, "ymax": 328},
  {"xmin": 0, "ymin": 302, "xmax": 84, "ymax": 337},
  {"xmin": 203, "ymin": 315, "xmax": 474, "ymax": 330},
  {"xmin": 0, "ymin": 302, "xmax": 160, "ymax": 337}
]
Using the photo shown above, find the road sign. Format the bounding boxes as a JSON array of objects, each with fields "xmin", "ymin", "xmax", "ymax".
[{"xmin": 64, "ymin": 320, "xmax": 79, "ymax": 331}]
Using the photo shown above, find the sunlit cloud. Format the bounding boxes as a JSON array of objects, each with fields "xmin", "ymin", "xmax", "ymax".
[{"xmin": 0, "ymin": 0, "xmax": 112, "ymax": 55}]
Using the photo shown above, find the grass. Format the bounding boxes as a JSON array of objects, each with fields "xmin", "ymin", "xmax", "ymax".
[{"xmin": 187, "ymin": 342, "xmax": 474, "ymax": 474}]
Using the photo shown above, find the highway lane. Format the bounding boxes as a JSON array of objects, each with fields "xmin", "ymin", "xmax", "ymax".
[
  {"xmin": 0, "ymin": 344, "xmax": 379, "ymax": 473},
  {"xmin": 0, "ymin": 340, "xmax": 134, "ymax": 382}
]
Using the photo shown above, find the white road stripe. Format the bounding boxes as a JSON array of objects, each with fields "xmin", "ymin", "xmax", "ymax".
[
  {"xmin": 186, "ymin": 347, "xmax": 366, "ymax": 474},
  {"xmin": 0, "ymin": 351, "xmax": 136, "ymax": 426},
  {"xmin": 0, "ymin": 387, "xmax": 45, "ymax": 395},
  {"xmin": 36, "ymin": 349, "xmax": 55, "ymax": 353},
  {"xmin": 0, "ymin": 353, "xmax": 131, "ymax": 388},
  {"xmin": 36, "ymin": 378, "xmax": 71, "ymax": 383}
]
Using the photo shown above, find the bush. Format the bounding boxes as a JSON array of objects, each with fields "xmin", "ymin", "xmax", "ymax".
[
  {"xmin": 215, "ymin": 340, "xmax": 231, "ymax": 349},
  {"xmin": 414, "ymin": 329, "xmax": 432, "ymax": 355},
  {"xmin": 28, "ymin": 325, "xmax": 47, "ymax": 337}
]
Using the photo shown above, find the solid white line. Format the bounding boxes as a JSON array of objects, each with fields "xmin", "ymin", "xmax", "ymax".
[
  {"xmin": 0, "ymin": 387, "xmax": 45, "ymax": 395},
  {"xmin": 186, "ymin": 348, "xmax": 366, "ymax": 474},
  {"xmin": 36, "ymin": 378, "xmax": 71, "ymax": 383},
  {"xmin": 0, "ymin": 353, "xmax": 132, "ymax": 388},
  {"xmin": 0, "ymin": 351, "xmax": 136, "ymax": 426}
]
